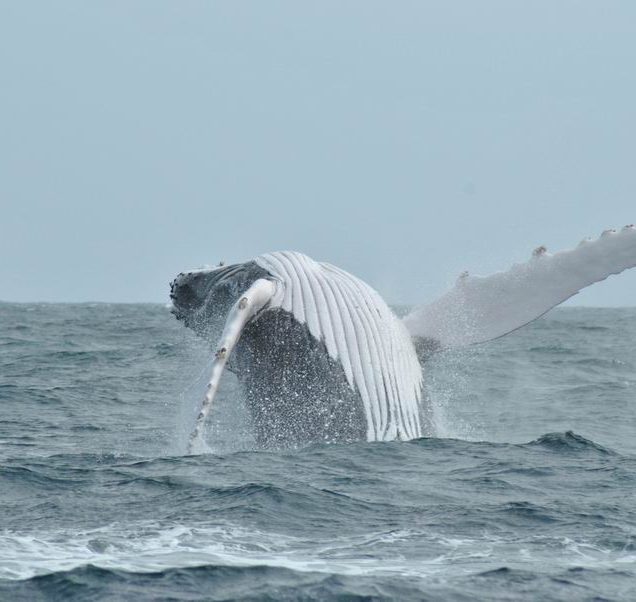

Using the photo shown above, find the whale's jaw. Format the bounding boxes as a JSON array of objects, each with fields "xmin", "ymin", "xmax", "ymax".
[{"xmin": 170, "ymin": 261, "xmax": 270, "ymax": 339}]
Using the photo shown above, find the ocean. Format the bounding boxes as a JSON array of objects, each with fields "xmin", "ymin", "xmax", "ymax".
[{"xmin": 0, "ymin": 303, "xmax": 634, "ymax": 601}]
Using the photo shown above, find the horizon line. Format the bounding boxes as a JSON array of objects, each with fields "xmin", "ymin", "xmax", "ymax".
[{"xmin": 1, "ymin": 299, "xmax": 635, "ymax": 310}]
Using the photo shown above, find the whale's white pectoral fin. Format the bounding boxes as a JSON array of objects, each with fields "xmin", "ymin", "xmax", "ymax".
[
  {"xmin": 187, "ymin": 278, "xmax": 276, "ymax": 454},
  {"xmin": 403, "ymin": 226, "xmax": 636, "ymax": 348}
]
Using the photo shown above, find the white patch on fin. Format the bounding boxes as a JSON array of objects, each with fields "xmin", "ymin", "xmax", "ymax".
[{"xmin": 187, "ymin": 278, "xmax": 276, "ymax": 454}]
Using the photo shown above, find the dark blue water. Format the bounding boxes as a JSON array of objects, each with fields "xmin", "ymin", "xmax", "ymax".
[{"xmin": 1, "ymin": 303, "xmax": 635, "ymax": 601}]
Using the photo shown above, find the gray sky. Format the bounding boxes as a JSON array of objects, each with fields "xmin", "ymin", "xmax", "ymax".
[{"xmin": 1, "ymin": 1, "xmax": 635, "ymax": 305}]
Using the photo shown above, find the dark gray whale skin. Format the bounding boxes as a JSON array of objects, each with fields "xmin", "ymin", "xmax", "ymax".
[{"xmin": 170, "ymin": 263, "xmax": 366, "ymax": 448}]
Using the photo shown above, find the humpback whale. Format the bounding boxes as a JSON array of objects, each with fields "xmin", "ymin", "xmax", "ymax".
[{"xmin": 170, "ymin": 226, "xmax": 636, "ymax": 452}]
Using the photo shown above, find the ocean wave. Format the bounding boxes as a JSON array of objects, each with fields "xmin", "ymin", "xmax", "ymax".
[
  {"xmin": 525, "ymin": 431, "xmax": 618, "ymax": 456},
  {"xmin": 1, "ymin": 525, "xmax": 634, "ymax": 602},
  {"xmin": 2, "ymin": 520, "xmax": 634, "ymax": 577},
  {"xmin": 0, "ymin": 563, "xmax": 431, "ymax": 602}
]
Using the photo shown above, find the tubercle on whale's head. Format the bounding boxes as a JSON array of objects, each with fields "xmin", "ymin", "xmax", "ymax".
[
  {"xmin": 169, "ymin": 261, "xmax": 270, "ymax": 340},
  {"xmin": 170, "ymin": 264, "xmax": 239, "ymax": 337}
]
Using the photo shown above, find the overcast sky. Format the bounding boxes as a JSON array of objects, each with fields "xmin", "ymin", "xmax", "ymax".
[{"xmin": 1, "ymin": 1, "xmax": 635, "ymax": 305}]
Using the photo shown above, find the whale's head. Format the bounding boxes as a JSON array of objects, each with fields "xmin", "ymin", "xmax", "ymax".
[{"xmin": 169, "ymin": 261, "xmax": 270, "ymax": 339}]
